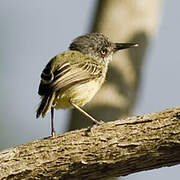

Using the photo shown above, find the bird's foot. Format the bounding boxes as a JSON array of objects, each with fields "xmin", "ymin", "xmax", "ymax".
[
  {"xmin": 51, "ymin": 131, "xmax": 56, "ymax": 137},
  {"xmin": 86, "ymin": 120, "xmax": 104, "ymax": 136}
]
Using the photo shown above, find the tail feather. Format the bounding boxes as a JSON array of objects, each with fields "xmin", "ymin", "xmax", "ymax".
[{"xmin": 36, "ymin": 93, "xmax": 55, "ymax": 118}]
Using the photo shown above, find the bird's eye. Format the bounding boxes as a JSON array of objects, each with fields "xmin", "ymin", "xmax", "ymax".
[{"xmin": 100, "ymin": 49, "xmax": 107, "ymax": 56}]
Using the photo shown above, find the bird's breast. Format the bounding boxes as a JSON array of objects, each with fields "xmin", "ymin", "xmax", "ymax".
[{"xmin": 54, "ymin": 77, "xmax": 105, "ymax": 109}]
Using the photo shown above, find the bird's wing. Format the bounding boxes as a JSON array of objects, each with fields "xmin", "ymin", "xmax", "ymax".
[{"xmin": 38, "ymin": 56, "xmax": 102, "ymax": 96}]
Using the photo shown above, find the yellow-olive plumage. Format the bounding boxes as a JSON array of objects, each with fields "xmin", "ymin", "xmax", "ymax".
[{"xmin": 36, "ymin": 32, "xmax": 137, "ymax": 136}]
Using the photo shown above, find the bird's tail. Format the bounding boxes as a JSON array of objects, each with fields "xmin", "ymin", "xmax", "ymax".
[{"xmin": 36, "ymin": 93, "xmax": 56, "ymax": 118}]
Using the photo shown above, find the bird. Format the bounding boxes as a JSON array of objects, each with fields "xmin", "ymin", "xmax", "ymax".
[{"xmin": 36, "ymin": 32, "xmax": 138, "ymax": 136}]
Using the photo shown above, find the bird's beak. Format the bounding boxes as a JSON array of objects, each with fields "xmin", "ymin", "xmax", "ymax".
[{"xmin": 114, "ymin": 43, "xmax": 138, "ymax": 51}]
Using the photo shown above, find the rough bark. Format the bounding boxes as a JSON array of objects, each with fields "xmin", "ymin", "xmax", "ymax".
[
  {"xmin": 1, "ymin": 107, "xmax": 180, "ymax": 180},
  {"xmin": 69, "ymin": 0, "xmax": 163, "ymax": 130}
]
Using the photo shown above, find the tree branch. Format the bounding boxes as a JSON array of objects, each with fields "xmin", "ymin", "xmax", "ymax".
[{"xmin": 1, "ymin": 107, "xmax": 180, "ymax": 180}]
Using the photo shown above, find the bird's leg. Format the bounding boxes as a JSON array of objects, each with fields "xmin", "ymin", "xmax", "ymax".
[
  {"xmin": 51, "ymin": 107, "xmax": 56, "ymax": 136},
  {"xmin": 69, "ymin": 100, "xmax": 103, "ymax": 125}
]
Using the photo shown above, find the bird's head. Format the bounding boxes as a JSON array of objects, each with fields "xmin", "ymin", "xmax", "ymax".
[{"xmin": 69, "ymin": 32, "xmax": 138, "ymax": 64}]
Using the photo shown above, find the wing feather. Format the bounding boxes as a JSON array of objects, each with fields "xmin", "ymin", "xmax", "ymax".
[
  {"xmin": 38, "ymin": 58, "xmax": 102, "ymax": 96},
  {"xmin": 52, "ymin": 62, "xmax": 102, "ymax": 92}
]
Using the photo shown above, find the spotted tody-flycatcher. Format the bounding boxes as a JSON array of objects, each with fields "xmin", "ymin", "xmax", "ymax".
[{"xmin": 36, "ymin": 32, "xmax": 138, "ymax": 136}]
